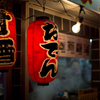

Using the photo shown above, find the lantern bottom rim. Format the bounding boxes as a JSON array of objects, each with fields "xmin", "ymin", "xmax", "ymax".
[
  {"xmin": 0, "ymin": 70, "xmax": 8, "ymax": 72},
  {"xmin": 37, "ymin": 83, "xmax": 49, "ymax": 86}
]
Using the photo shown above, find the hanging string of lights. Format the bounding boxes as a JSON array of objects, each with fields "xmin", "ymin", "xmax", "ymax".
[
  {"xmin": 59, "ymin": 0, "xmax": 76, "ymax": 18},
  {"xmin": 50, "ymin": 0, "xmax": 86, "ymax": 33},
  {"xmin": 72, "ymin": 5, "xmax": 85, "ymax": 33},
  {"xmin": 13, "ymin": 0, "xmax": 76, "ymax": 21},
  {"xmin": 19, "ymin": 0, "xmax": 46, "ymax": 20},
  {"xmin": 23, "ymin": 15, "xmax": 36, "ymax": 20},
  {"xmin": 21, "ymin": 0, "xmax": 76, "ymax": 20},
  {"xmin": 36, "ymin": 0, "xmax": 46, "ymax": 15},
  {"xmin": 43, "ymin": 0, "xmax": 46, "ymax": 14},
  {"xmin": 36, "ymin": 0, "xmax": 43, "ymax": 7},
  {"xmin": 50, "ymin": 0, "xmax": 76, "ymax": 19},
  {"xmin": 0, "ymin": 0, "xmax": 85, "ymax": 23}
]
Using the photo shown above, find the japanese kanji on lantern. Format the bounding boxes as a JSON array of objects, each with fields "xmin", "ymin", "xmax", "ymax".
[
  {"xmin": 27, "ymin": 16, "xmax": 59, "ymax": 85},
  {"xmin": 0, "ymin": 9, "xmax": 17, "ymax": 71}
]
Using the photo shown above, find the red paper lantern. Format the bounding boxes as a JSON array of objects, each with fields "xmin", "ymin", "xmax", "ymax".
[
  {"xmin": 0, "ymin": 9, "xmax": 17, "ymax": 71},
  {"xmin": 27, "ymin": 16, "xmax": 58, "ymax": 85}
]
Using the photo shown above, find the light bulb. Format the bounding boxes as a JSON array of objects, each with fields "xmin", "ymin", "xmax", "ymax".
[
  {"xmin": 90, "ymin": 39, "xmax": 92, "ymax": 43},
  {"xmin": 72, "ymin": 22, "xmax": 81, "ymax": 33}
]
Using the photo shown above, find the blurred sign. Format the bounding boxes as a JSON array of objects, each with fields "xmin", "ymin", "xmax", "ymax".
[
  {"xmin": 68, "ymin": 0, "xmax": 100, "ymax": 13},
  {"xmin": 78, "ymin": 88, "xmax": 98, "ymax": 100}
]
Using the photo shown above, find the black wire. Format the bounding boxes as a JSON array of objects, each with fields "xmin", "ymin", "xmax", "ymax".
[
  {"xmin": 36, "ymin": 0, "xmax": 42, "ymax": 7},
  {"xmin": 43, "ymin": 0, "xmax": 46, "ymax": 6},
  {"xmin": 16, "ymin": 0, "xmax": 45, "ymax": 20},
  {"xmin": 19, "ymin": 15, "xmax": 36, "ymax": 21},
  {"xmin": 52, "ymin": 0, "xmax": 60, "ymax": 3},
  {"xmin": 60, "ymin": 0, "xmax": 75, "ymax": 18},
  {"xmin": 79, "ymin": 5, "xmax": 85, "ymax": 16},
  {"xmin": 25, "ymin": 15, "xmax": 36, "ymax": 20},
  {"xmin": 36, "ymin": 0, "xmax": 46, "ymax": 15},
  {"xmin": 21, "ymin": 0, "xmax": 76, "ymax": 20},
  {"xmin": 43, "ymin": 0, "xmax": 46, "ymax": 14}
]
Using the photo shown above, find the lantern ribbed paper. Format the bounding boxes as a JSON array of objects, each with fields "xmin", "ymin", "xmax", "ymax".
[
  {"xmin": 27, "ymin": 16, "xmax": 58, "ymax": 85},
  {"xmin": 0, "ymin": 9, "xmax": 16, "ymax": 71}
]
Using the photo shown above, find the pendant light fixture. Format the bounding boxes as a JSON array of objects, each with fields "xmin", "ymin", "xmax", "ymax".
[
  {"xmin": 72, "ymin": 5, "xmax": 85, "ymax": 33},
  {"xmin": 72, "ymin": 16, "xmax": 84, "ymax": 33}
]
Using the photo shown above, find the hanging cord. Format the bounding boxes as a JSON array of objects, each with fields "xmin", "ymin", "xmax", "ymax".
[
  {"xmin": 79, "ymin": 5, "xmax": 85, "ymax": 17},
  {"xmin": 78, "ymin": 5, "xmax": 85, "ymax": 23},
  {"xmin": 51, "ymin": 0, "xmax": 60, "ymax": 3},
  {"xmin": 43, "ymin": 0, "xmax": 46, "ymax": 15},
  {"xmin": 24, "ymin": 15, "xmax": 36, "ymax": 20},
  {"xmin": 59, "ymin": 0, "xmax": 76, "ymax": 18},
  {"xmin": 22, "ymin": 0, "xmax": 75, "ymax": 20},
  {"xmin": 36, "ymin": 0, "xmax": 46, "ymax": 15},
  {"xmin": 36, "ymin": 0, "xmax": 42, "ymax": 7},
  {"xmin": 51, "ymin": 0, "xmax": 76, "ymax": 18},
  {"xmin": 18, "ymin": 15, "xmax": 36, "ymax": 21}
]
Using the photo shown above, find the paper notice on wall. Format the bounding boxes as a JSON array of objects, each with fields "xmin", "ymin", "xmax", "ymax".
[
  {"xmin": 83, "ymin": 38, "xmax": 90, "ymax": 59},
  {"xmin": 76, "ymin": 37, "xmax": 83, "ymax": 58},
  {"xmin": 58, "ymin": 33, "xmax": 90, "ymax": 59},
  {"xmin": 66, "ymin": 34, "xmax": 76, "ymax": 57},
  {"xmin": 58, "ymin": 33, "xmax": 67, "ymax": 57}
]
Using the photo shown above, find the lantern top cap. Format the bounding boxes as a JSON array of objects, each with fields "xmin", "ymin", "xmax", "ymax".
[{"xmin": 36, "ymin": 16, "xmax": 50, "ymax": 20}]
